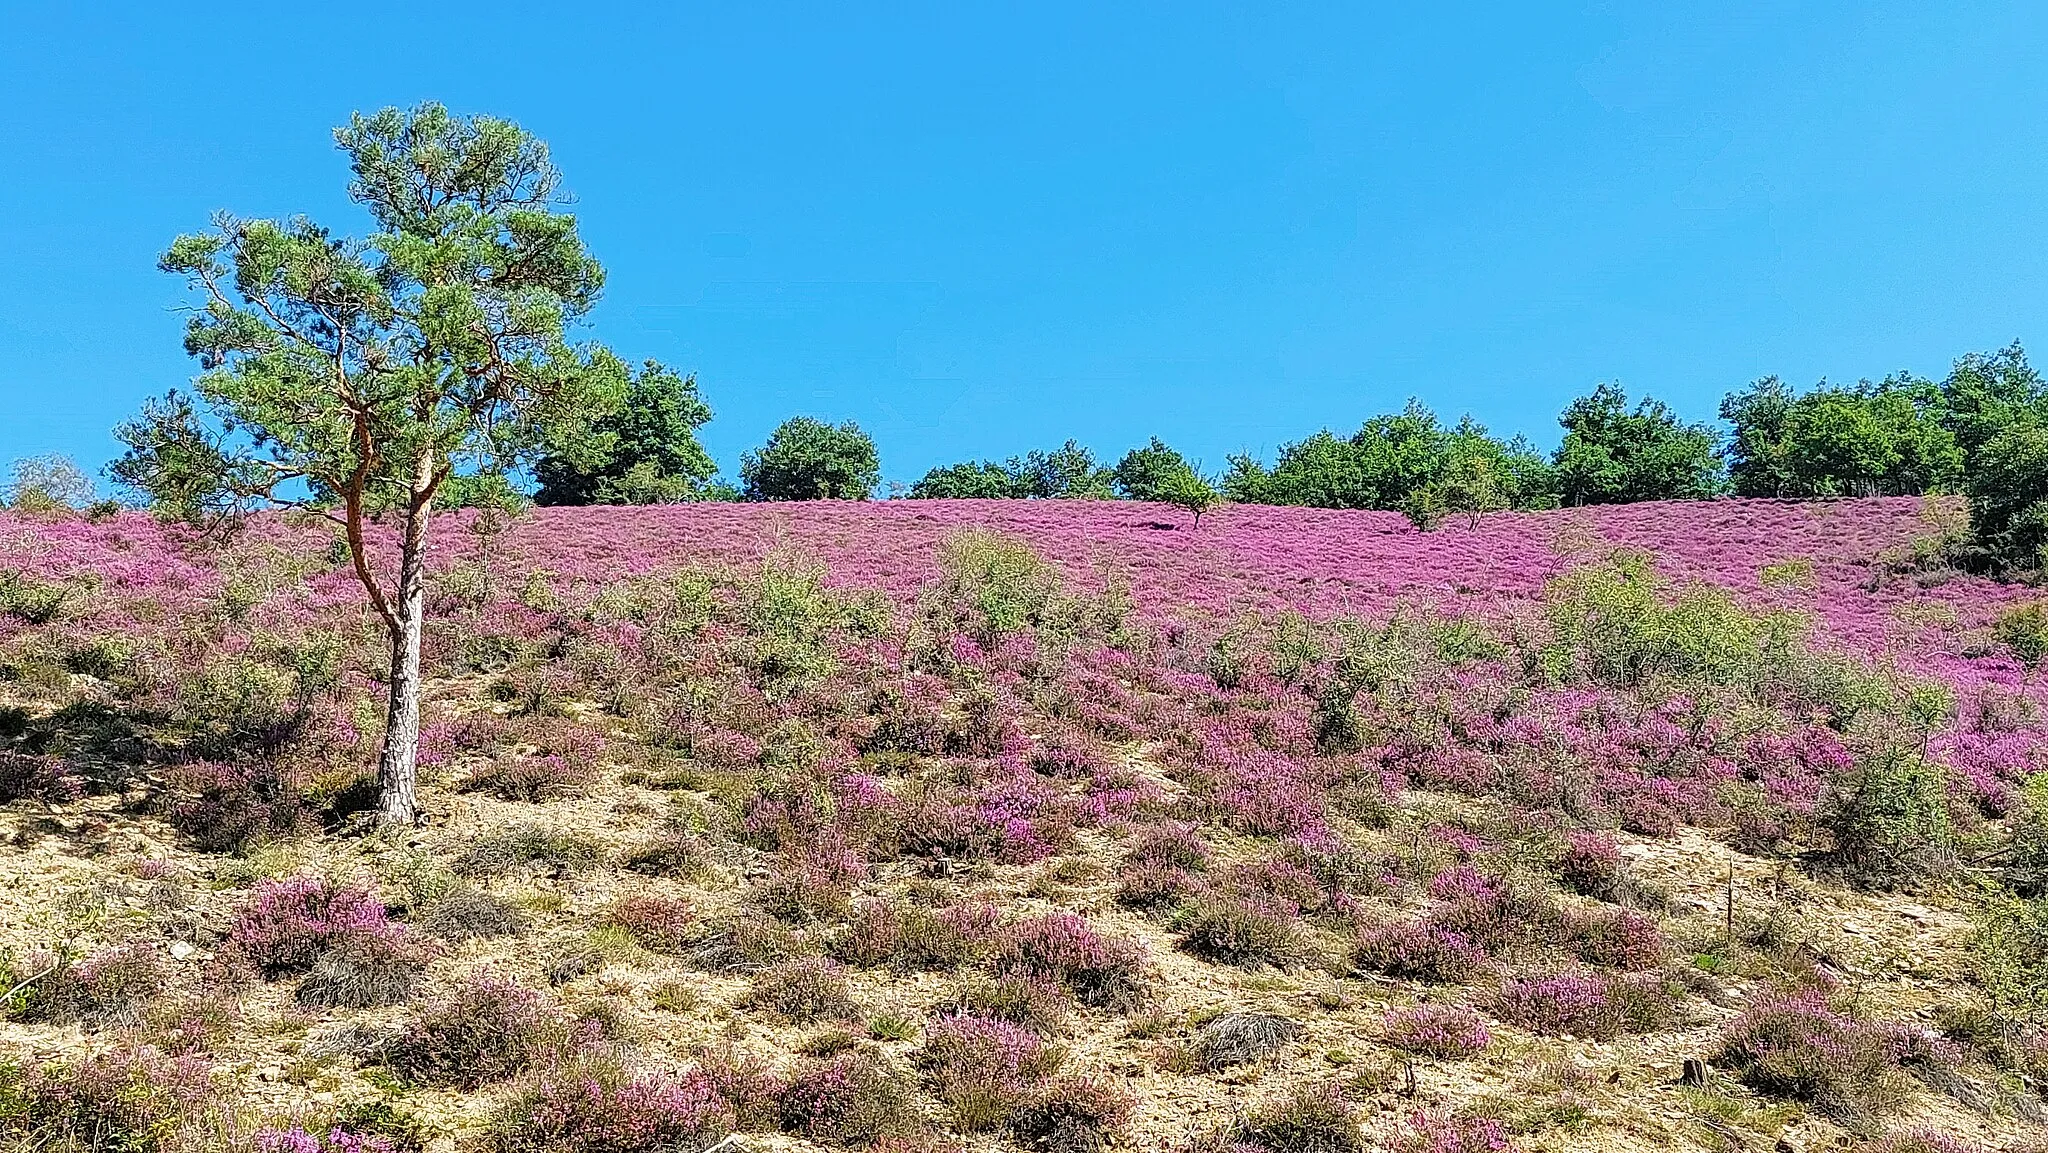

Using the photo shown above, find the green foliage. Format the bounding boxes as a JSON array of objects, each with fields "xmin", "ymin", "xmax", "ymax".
[
  {"xmin": 910, "ymin": 440, "xmax": 1114, "ymax": 499},
  {"xmin": 1112, "ymin": 438, "xmax": 1199, "ymax": 502},
  {"xmin": 1997, "ymin": 601, "xmax": 2048, "ymax": 666},
  {"xmin": 1540, "ymin": 550, "xmax": 1805, "ymax": 691},
  {"xmin": 1225, "ymin": 403, "xmax": 1555, "ymax": 512},
  {"xmin": 1720, "ymin": 375, "xmax": 1963, "ymax": 498},
  {"xmin": 1818, "ymin": 744, "xmax": 1955, "ymax": 886},
  {"xmin": 1154, "ymin": 466, "xmax": 1221, "ymax": 526},
  {"xmin": 1971, "ymin": 895, "xmax": 2048, "ymax": 1021},
  {"xmin": 933, "ymin": 529, "xmax": 1060, "ymax": 640},
  {"xmin": 741, "ymin": 417, "xmax": 879, "ymax": 501},
  {"xmin": 532, "ymin": 361, "xmax": 719, "ymax": 505},
  {"xmin": 1968, "ymin": 418, "xmax": 2048, "ymax": 573},
  {"xmin": 1555, "ymin": 383, "xmax": 1723, "ymax": 505}
]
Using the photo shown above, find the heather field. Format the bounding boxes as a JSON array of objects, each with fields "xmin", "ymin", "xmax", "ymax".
[{"xmin": 5, "ymin": 497, "xmax": 2048, "ymax": 1153}]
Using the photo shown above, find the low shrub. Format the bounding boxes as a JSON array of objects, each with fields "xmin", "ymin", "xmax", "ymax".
[
  {"xmin": 420, "ymin": 886, "xmax": 529, "ymax": 942},
  {"xmin": 1554, "ymin": 831, "xmax": 1623, "ymax": 900},
  {"xmin": 779, "ymin": 1051, "xmax": 921, "ymax": 1145},
  {"xmin": 1006, "ymin": 1076, "xmax": 1131, "ymax": 1153},
  {"xmin": 465, "ymin": 753, "xmax": 595, "ymax": 802},
  {"xmin": 1713, "ymin": 987, "xmax": 1914, "ymax": 1125},
  {"xmin": 948, "ymin": 974, "xmax": 1072, "ymax": 1035},
  {"xmin": 1380, "ymin": 1004, "xmax": 1491, "ymax": 1059},
  {"xmin": 485, "ymin": 1058, "xmax": 734, "ymax": 1153},
  {"xmin": 607, "ymin": 894, "xmax": 697, "ymax": 954},
  {"xmin": 1219, "ymin": 1086, "xmax": 1366, "ymax": 1153},
  {"xmin": 1194, "ymin": 1012, "xmax": 1300, "ymax": 1071},
  {"xmin": 1491, "ymin": 972, "xmax": 1677, "ymax": 1040},
  {"xmin": 456, "ymin": 825, "xmax": 606, "ymax": 877},
  {"xmin": 0, "ymin": 752, "xmax": 84, "ymax": 804},
  {"xmin": 696, "ymin": 1046, "xmax": 787, "ymax": 1132},
  {"xmin": 1354, "ymin": 921, "xmax": 1486, "ymax": 984},
  {"xmin": 916, "ymin": 1013, "xmax": 1061, "ymax": 1129},
  {"xmin": 161, "ymin": 760, "xmax": 305, "ymax": 852},
  {"xmin": 253, "ymin": 1125, "xmax": 401, "ymax": 1153},
  {"xmin": 995, "ymin": 914, "xmax": 1147, "ymax": 1012},
  {"xmin": 746, "ymin": 957, "xmax": 860, "ymax": 1023},
  {"xmin": 229, "ymin": 875, "xmax": 412, "ymax": 975},
  {"xmin": 1559, "ymin": 906, "xmax": 1664, "ymax": 970},
  {"xmin": 0, "ymin": 1045, "xmax": 225, "ymax": 1153},
  {"xmin": 385, "ymin": 973, "xmax": 565, "ymax": 1089},
  {"xmin": 1115, "ymin": 863, "xmax": 1199, "ymax": 911},
  {"xmin": 296, "ymin": 932, "xmax": 433, "ymax": 1009},
  {"xmin": 1175, "ymin": 892, "xmax": 1301, "ymax": 968},
  {"xmin": 1383, "ymin": 1110, "xmax": 1515, "ymax": 1153},
  {"xmin": 3, "ymin": 942, "xmax": 165, "ymax": 1027}
]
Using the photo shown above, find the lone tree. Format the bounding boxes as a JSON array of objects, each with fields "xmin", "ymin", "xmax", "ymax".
[{"xmin": 112, "ymin": 104, "xmax": 629, "ymax": 825}]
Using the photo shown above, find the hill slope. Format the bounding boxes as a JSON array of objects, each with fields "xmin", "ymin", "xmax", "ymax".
[{"xmin": 1, "ymin": 498, "xmax": 2044, "ymax": 1153}]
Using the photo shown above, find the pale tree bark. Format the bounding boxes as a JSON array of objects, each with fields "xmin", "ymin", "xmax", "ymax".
[{"xmin": 375, "ymin": 453, "xmax": 440, "ymax": 826}]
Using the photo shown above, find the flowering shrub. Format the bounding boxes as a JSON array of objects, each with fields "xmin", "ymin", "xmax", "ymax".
[
  {"xmin": 0, "ymin": 752, "xmax": 84, "ymax": 804},
  {"xmin": 1381, "ymin": 1004, "xmax": 1491, "ymax": 1059},
  {"xmin": 1491, "ymin": 972, "xmax": 1677, "ymax": 1040},
  {"xmin": 915, "ymin": 1014, "xmax": 1060, "ymax": 1129},
  {"xmin": 1174, "ymin": 891, "xmax": 1301, "ymax": 968},
  {"xmin": 995, "ymin": 914, "xmax": 1146, "ymax": 1011},
  {"xmin": 1559, "ymin": 906, "xmax": 1665, "ymax": 970},
  {"xmin": 385, "ymin": 973, "xmax": 565, "ymax": 1088},
  {"xmin": 255, "ymin": 1126, "xmax": 398, "ymax": 1153},
  {"xmin": 486, "ymin": 1059, "xmax": 734, "ymax": 1153},
  {"xmin": 1384, "ymin": 1111, "xmax": 1515, "ymax": 1153},
  {"xmin": 779, "ymin": 1051, "xmax": 921, "ymax": 1145},
  {"xmin": 745, "ymin": 957, "xmax": 860, "ymax": 1022},
  {"xmin": 229, "ymin": 875, "xmax": 409, "ymax": 974},
  {"xmin": 0, "ymin": 1045, "xmax": 224, "ymax": 1153},
  {"xmin": 607, "ymin": 894, "xmax": 697, "ymax": 954},
  {"xmin": 1006, "ymin": 1076, "xmax": 1131, "ymax": 1153},
  {"xmin": 1554, "ymin": 830, "xmax": 1622, "ymax": 899},
  {"xmin": 1713, "ymin": 986, "xmax": 1915, "ymax": 1121},
  {"xmin": 1354, "ymin": 921, "xmax": 1487, "ymax": 984},
  {"xmin": 162, "ymin": 760, "xmax": 306, "ymax": 852}
]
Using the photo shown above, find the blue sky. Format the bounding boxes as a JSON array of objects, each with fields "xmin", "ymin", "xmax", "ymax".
[{"xmin": 4, "ymin": 2, "xmax": 2046, "ymax": 490}]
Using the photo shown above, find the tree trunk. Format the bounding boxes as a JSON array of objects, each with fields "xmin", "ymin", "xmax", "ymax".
[{"xmin": 376, "ymin": 477, "xmax": 436, "ymax": 826}]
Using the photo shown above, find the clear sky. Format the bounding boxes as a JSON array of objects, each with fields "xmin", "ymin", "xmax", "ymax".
[{"xmin": 4, "ymin": 2, "xmax": 2046, "ymax": 491}]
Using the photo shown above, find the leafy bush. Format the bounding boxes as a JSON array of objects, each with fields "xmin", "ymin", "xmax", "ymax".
[
  {"xmin": 932, "ymin": 530, "xmax": 1060, "ymax": 640},
  {"xmin": 1996, "ymin": 601, "xmax": 2048, "ymax": 666},
  {"xmin": 1817, "ymin": 747, "xmax": 1956, "ymax": 885},
  {"xmin": 741, "ymin": 417, "xmax": 880, "ymax": 501}
]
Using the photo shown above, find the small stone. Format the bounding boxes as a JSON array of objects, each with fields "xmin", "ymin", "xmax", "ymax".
[{"xmin": 169, "ymin": 941, "xmax": 196, "ymax": 960}]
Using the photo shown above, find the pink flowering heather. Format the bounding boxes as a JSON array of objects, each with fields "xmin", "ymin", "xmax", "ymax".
[
  {"xmin": 1355, "ymin": 920, "xmax": 1488, "ymax": 984},
  {"xmin": 916, "ymin": 1013, "xmax": 1060, "ymax": 1127},
  {"xmin": 1385, "ymin": 1111, "xmax": 1515, "ymax": 1153},
  {"xmin": 490, "ymin": 1062, "xmax": 734, "ymax": 1153},
  {"xmin": 229, "ymin": 875, "xmax": 406, "ymax": 974},
  {"xmin": 1491, "ymin": 972, "xmax": 1676, "ymax": 1040},
  {"xmin": 996, "ymin": 913, "xmax": 1147, "ymax": 1010},
  {"xmin": 1381, "ymin": 1004, "xmax": 1492, "ymax": 1059}
]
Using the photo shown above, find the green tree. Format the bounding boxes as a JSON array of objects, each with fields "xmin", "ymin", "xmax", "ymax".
[
  {"xmin": 110, "ymin": 103, "xmax": 627, "ymax": 825},
  {"xmin": 1969, "ymin": 420, "xmax": 2048, "ymax": 573},
  {"xmin": 1938, "ymin": 342, "xmax": 2046, "ymax": 462},
  {"xmin": 1722, "ymin": 376, "xmax": 1962, "ymax": 498},
  {"xmin": 1553, "ymin": 383, "xmax": 1722, "ymax": 505},
  {"xmin": 1222, "ymin": 403, "xmax": 1556, "ymax": 511},
  {"xmin": 1112, "ymin": 437, "xmax": 1200, "ymax": 502},
  {"xmin": 532, "ymin": 362, "xmax": 717, "ymax": 504},
  {"xmin": 741, "ymin": 417, "xmax": 880, "ymax": 500},
  {"xmin": 1155, "ymin": 466, "xmax": 1222, "ymax": 527},
  {"xmin": 1019, "ymin": 440, "xmax": 1115, "ymax": 498},
  {"xmin": 908, "ymin": 460, "xmax": 1024, "ymax": 499}
]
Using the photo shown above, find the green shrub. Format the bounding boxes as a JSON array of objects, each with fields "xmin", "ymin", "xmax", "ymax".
[
  {"xmin": 932, "ymin": 529, "xmax": 1060, "ymax": 641},
  {"xmin": 1996, "ymin": 601, "xmax": 2048, "ymax": 666}
]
